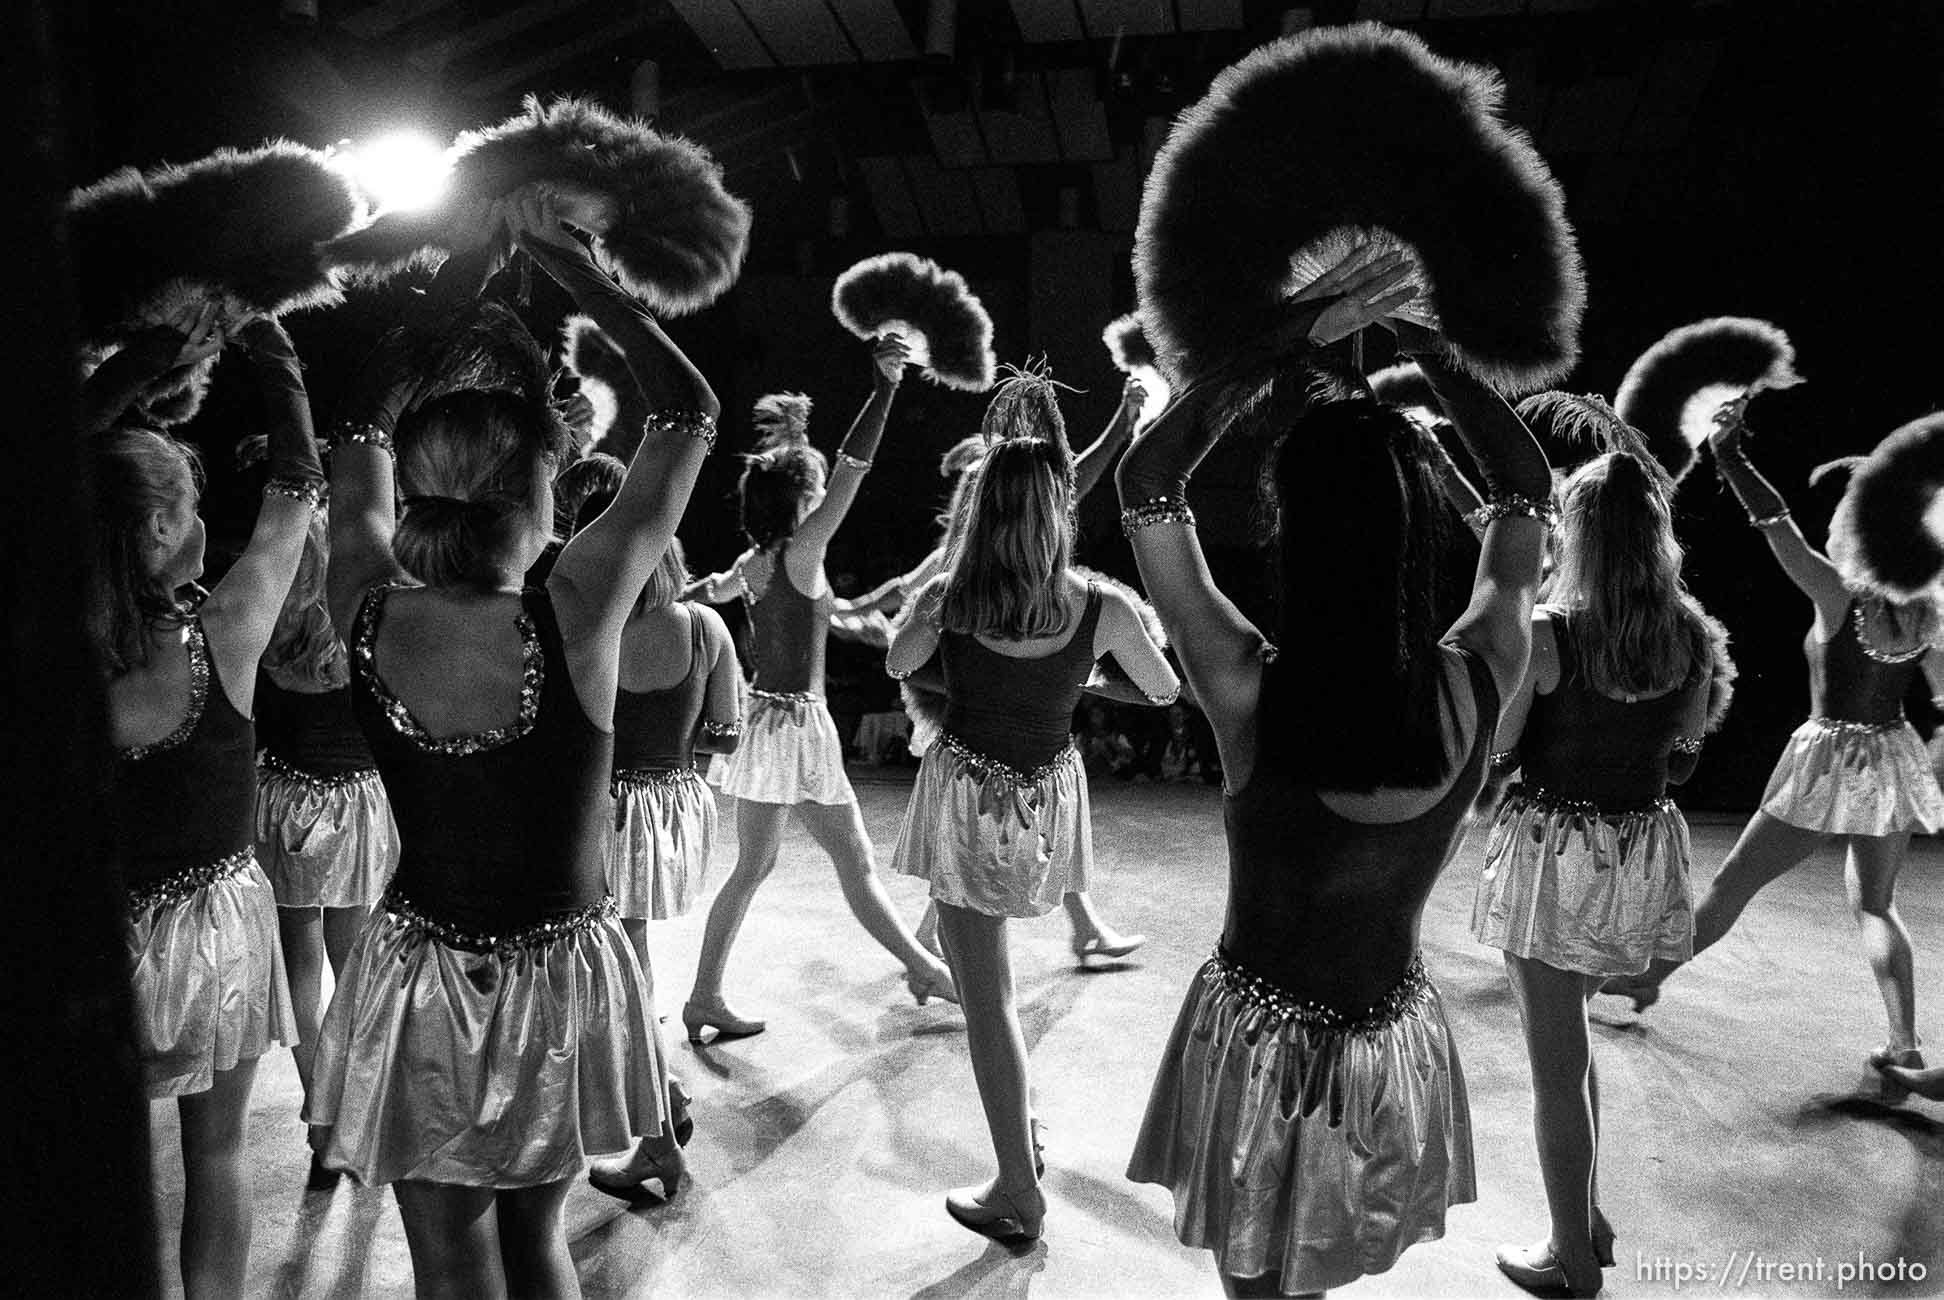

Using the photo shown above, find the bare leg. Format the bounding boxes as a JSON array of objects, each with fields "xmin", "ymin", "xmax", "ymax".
[
  {"xmin": 278, "ymin": 909, "xmax": 325, "ymax": 1096},
  {"xmin": 795, "ymin": 799, "xmax": 953, "ymax": 995},
  {"xmin": 1502, "ymin": 953, "xmax": 1602, "ymax": 1294},
  {"xmin": 176, "ymin": 1059, "xmax": 260, "ymax": 1300},
  {"xmin": 496, "ymin": 1178, "xmax": 582, "ymax": 1299},
  {"xmin": 395, "ymin": 1181, "xmax": 506, "ymax": 1300},
  {"xmin": 1845, "ymin": 833, "xmax": 1918, "ymax": 1051},
  {"xmin": 322, "ymin": 905, "xmax": 364, "ymax": 974},
  {"xmin": 687, "ymin": 798, "xmax": 789, "ymax": 1007},
  {"xmin": 1062, "ymin": 891, "xmax": 1146, "ymax": 960}
]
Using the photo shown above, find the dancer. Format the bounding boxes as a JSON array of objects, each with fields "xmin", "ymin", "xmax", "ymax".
[
  {"xmin": 886, "ymin": 369, "xmax": 1179, "ymax": 1244},
  {"xmin": 1605, "ymin": 402, "xmax": 1944, "ymax": 1102},
  {"xmin": 1471, "ymin": 442, "xmax": 1734, "ymax": 1295},
  {"xmin": 684, "ymin": 340, "xmax": 958, "ymax": 1042},
  {"xmin": 1121, "ymin": 266, "xmax": 1551, "ymax": 1296},
  {"xmin": 253, "ymin": 509, "xmax": 400, "ymax": 1189},
  {"xmin": 306, "ymin": 193, "xmax": 712, "ymax": 1297},
  {"xmin": 95, "ymin": 307, "xmax": 319, "ymax": 1299}
]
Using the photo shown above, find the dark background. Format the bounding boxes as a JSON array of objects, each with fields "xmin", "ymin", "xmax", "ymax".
[{"xmin": 51, "ymin": 0, "xmax": 1944, "ymax": 808}]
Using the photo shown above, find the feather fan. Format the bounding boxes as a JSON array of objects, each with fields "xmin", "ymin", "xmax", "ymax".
[
  {"xmin": 1613, "ymin": 316, "xmax": 1803, "ymax": 483},
  {"xmin": 831, "ymin": 252, "xmax": 996, "ymax": 391},
  {"xmin": 1102, "ymin": 313, "xmax": 1172, "ymax": 425},
  {"xmin": 1826, "ymin": 413, "xmax": 1944, "ymax": 600},
  {"xmin": 1135, "ymin": 22, "xmax": 1583, "ymax": 395},
  {"xmin": 560, "ymin": 315, "xmax": 649, "ymax": 458},
  {"xmin": 327, "ymin": 97, "xmax": 750, "ymax": 315}
]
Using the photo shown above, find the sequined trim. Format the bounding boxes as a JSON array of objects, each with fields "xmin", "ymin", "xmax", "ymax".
[
  {"xmin": 1489, "ymin": 748, "xmax": 1520, "ymax": 773},
  {"xmin": 1747, "ymin": 507, "xmax": 1791, "ymax": 528},
  {"xmin": 1121, "ymin": 496, "xmax": 1196, "ymax": 536},
  {"xmin": 750, "ymin": 688, "xmax": 820, "ymax": 706},
  {"xmin": 1504, "ymin": 781, "xmax": 1676, "ymax": 821},
  {"xmin": 836, "ymin": 451, "xmax": 873, "ymax": 472},
  {"xmin": 331, "ymin": 420, "xmax": 394, "ymax": 455},
  {"xmin": 352, "ymin": 585, "xmax": 543, "ymax": 756},
  {"xmin": 264, "ymin": 475, "xmax": 325, "ymax": 509},
  {"xmin": 258, "ymin": 751, "xmax": 380, "ymax": 789},
  {"xmin": 128, "ymin": 847, "xmax": 253, "ymax": 916},
  {"xmin": 1851, "ymin": 603, "xmax": 1929, "ymax": 665},
  {"xmin": 1806, "ymin": 715, "xmax": 1908, "ymax": 737},
  {"xmin": 1465, "ymin": 494, "xmax": 1559, "ymax": 531},
  {"xmin": 646, "ymin": 408, "xmax": 719, "ymax": 449},
  {"xmin": 612, "ymin": 764, "xmax": 701, "ymax": 795},
  {"xmin": 1670, "ymin": 736, "xmax": 1703, "ymax": 756},
  {"xmin": 381, "ymin": 888, "xmax": 616, "ymax": 956},
  {"xmin": 118, "ymin": 618, "xmax": 209, "ymax": 762},
  {"xmin": 937, "ymin": 732, "xmax": 1079, "ymax": 791},
  {"xmin": 1208, "ymin": 946, "xmax": 1432, "ymax": 1036},
  {"xmin": 702, "ymin": 718, "xmax": 743, "ymax": 739}
]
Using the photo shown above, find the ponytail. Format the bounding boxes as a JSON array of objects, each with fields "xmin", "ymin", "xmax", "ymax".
[{"xmin": 392, "ymin": 390, "xmax": 553, "ymax": 588}]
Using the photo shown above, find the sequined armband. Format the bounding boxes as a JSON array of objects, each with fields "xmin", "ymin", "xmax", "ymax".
[
  {"xmin": 1671, "ymin": 736, "xmax": 1703, "ymax": 756},
  {"xmin": 1746, "ymin": 508, "xmax": 1791, "ymax": 528},
  {"xmin": 837, "ymin": 451, "xmax": 873, "ymax": 472},
  {"xmin": 646, "ymin": 409, "xmax": 719, "ymax": 450},
  {"xmin": 263, "ymin": 475, "xmax": 324, "ymax": 509},
  {"xmin": 1464, "ymin": 494, "xmax": 1558, "ymax": 531},
  {"xmin": 1488, "ymin": 748, "xmax": 1520, "ymax": 773},
  {"xmin": 1120, "ymin": 496, "xmax": 1196, "ymax": 536},
  {"xmin": 1145, "ymin": 683, "xmax": 1181, "ymax": 707},
  {"xmin": 703, "ymin": 718, "xmax": 743, "ymax": 740},
  {"xmin": 331, "ymin": 420, "xmax": 394, "ymax": 456}
]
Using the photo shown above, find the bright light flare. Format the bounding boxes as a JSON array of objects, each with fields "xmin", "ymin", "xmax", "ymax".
[{"xmin": 340, "ymin": 131, "xmax": 452, "ymax": 214}]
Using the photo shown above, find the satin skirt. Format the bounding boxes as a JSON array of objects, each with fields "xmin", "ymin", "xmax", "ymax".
[
  {"xmin": 609, "ymin": 768, "xmax": 717, "ymax": 920},
  {"xmin": 1471, "ymin": 785, "xmax": 1694, "ymax": 978},
  {"xmin": 304, "ymin": 900, "xmax": 670, "ymax": 1188},
  {"xmin": 891, "ymin": 737, "xmax": 1090, "ymax": 919},
  {"xmin": 708, "ymin": 693, "xmax": 855, "ymax": 806},
  {"xmin": 1760, "ymin": 717, "xmax": 1944, "ymax": 835},
  {"xmin": 128, "ymin": 856, "xmax": 295, "ymax": 1099},
  {"xmin": 1127, "ymin": 952, "xmax": 1474, "ymax": 1296},
  {"xmin": 255, "ymin": 762, "xmax": 399, "ymax": 909}
]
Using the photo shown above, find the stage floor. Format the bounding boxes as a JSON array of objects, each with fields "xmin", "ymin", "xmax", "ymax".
[{"xmin": 150, "ymin": 774, "xmax": 1944, "ymax": 1298}]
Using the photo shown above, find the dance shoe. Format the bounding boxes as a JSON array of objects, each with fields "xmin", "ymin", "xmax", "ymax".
[
  {"xmin": 915, "ymin": 909, "xmax": 943, "ymax": 959},
  {"xmin": 1597, "ymin": 973, "xmax": 1660, "ymax": 1013},
  {"xmin": 1071, "ymin": 928, "xmax": 1146, "ymax": 965},
  {"xmin": 305, "ymin": 1151, "xmax": 341, "ymax": 1192},
  {"xmin": 682, "ymin": 998, "xmax": 766, "ymax": 1045},
  {"xmin": 905, "ymin": 963, "xmax": 960, "ymax": 1007},
  {"xmin": 1495, "ymin": 1242, "xmax": 1603, "ymax": 1297},
  {"xmin": 1872, "ymin": 1045, "xmax": 1933, "ymax": 1102},
  {"xmin": 588, "ymin": 1147, "xmax": 687, "ymax": 1203},
  {"xmin": 945, "ymin": 1183, "xmax": 1045, "ymax": 1246}
]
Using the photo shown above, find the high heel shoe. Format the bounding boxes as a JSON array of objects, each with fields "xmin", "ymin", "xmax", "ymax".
[
  {"xmin": 1031, "ymin": 1117, "xmax": 1046, "ymax": 1179},
  {"xmin": 1880, "ymin": 1061, "xmax": 1944, "ymax": 1101},
  {"xmin": 1495, "ymin": 1242, "xmax": 1602, "ymax": 1297},
  {"xmin": 1597, "ymin": 973, "xmax": 1660, "ymax": 1013},
  {"xmin": 915, "ymin": 909, "xmax": 943, "ymax": 959},
  {"xmin": 945, "ymin": 1184, "xmax": 1046, "ymax": 1246},
  {"xmin": 305, "ymin": 1150, "xmax": 341, "ymax": 1193},
  {"xmin": 1591, "ymin": 1211, "xmax": 1616, "ymax": 1269},
  {"xmin": 1870, "ymin": 1044, "xmax": 1926, "ymax": 1102},
  {"xmin": 682, "ymin": 998, "xmax": 766, "ymax": 1045},
  {"xmin": 906, "ymin": 965, "xmax": 959, "ymax": 1007},
  {"xmin": 1070, "ymin": 928, "xmax": 1146, "ymax": 965},
  {"xmin": 588, "ymin": 1146, "xmax": 687, "ymax": 1203}
]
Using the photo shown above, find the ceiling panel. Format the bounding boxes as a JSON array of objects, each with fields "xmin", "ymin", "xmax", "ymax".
[
  {"xmin": 665, "ymin": 0, "xmax": 775, "ymax": 69},
  {"xmin": 979, "ymin": 73, "xmax": 1062, "ymax": 164},
  {"xmin": 1175, "ymin": 0, "xmax": 1245, "ymax": 31},
  {"xmin": 902, "ymin": 153, "xmax": 984, "ymax": 236},
  {"xmin": 920, "ymin": 91, "xmax": 989, "ymax": 166},
  {"xmin": 1077, "ymin": 0, "xmax": 1173, "ymax": 38},
  {"xmin": 971, "ymin": 167, "xmax": 1028, "ymax": 234},
  {"xmin": 1009, "ymin": 0, "xmax": 1086, "ymax": 42},
  {"xmin": 735, "ymin": 0, "xmax": 855, "ymax": 66},
  {"xmin": 858, "ymin": 155, "xmax": 926, "ymax": 238},
  {"xmin": 460, "ymin": 11, "xmax": 657, "ymax": 100},
  {"xmin": 825, "ymin": 0, "xmax": 917, "ymax": 61},
  {"xmin": 411, "ymin": 0, "xmax": 579, "ymax": 72},
  {"xmin": 1046, "ymin": 67, "xmax": 1113, "ymax": 162}
]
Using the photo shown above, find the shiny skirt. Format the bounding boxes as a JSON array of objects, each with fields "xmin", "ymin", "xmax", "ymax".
[
  {"xmin": 305, "ymin": 894, "xmax": 671, "ymax": 1188},
  {"xmin": 255, "ymin": 757, "xmax": 399, "ymax": 910},
  {"xmin": 891, "ymin": 736, "xmax": 1090, "ymax": 919},
  {"xmin": 128, "ymin": 850, "xmax": 296, "ymax": 1099},
  {"xmin": 1760, "ymin": 716, "xmax": 1944, "ymax": 835},
  {"xmin": 1127, "ymin": 950, "xmax": 1474, "ymax": 1296},
  {"xmin": 609, "ymin": 766, "xmax": 717, "ymax": 920},
  {"xmin": 707, "ymin": 691, "xmax": 855, "ymax": 806},
  {"xmin": 1471, "ymin": 784, "xmax": 1694, "ymax": 978}
]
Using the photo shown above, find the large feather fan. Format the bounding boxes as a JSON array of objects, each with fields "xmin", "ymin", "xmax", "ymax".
[
  {"xmin": 560, "ymin": 315, "xmax": 649, "ymax": 459},
  {"xmin": 327, "ymin": 97, "xmax": 750, "ymax": 316},
  {"xmin": 385, "ymin": 299, "xmax": 575, "ymax": 459},
  {"xmin": 938, "ymin": 433, "xmax": 986, "ymax": 479},
  {"xmin": 1135, "ymin": 22, "xmax": 1583, "ymax": 394},
  {"xmin": 1613, "ymin": 316, "xmax": 1803, "ymax": 483},
  {"xmin": 68, "ymin": 141, "xmax": 359, "ymax": 348},
  {"xmin": 1827, "ymin": 413, "xmax": 1944, "ymax": 600},
  {"xmin": 831, "ymin": 252, "xmax": 996, "ymax": 391},
  {"xmin": 1103, "ymin": 314, "xmax": 1171, "ymax": 425}
]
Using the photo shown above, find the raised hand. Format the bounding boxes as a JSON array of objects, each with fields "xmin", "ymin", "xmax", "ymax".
[
  {"xmin": 1708, "ymin": 393, "xmax": 1751, "ymax": 455},
  {"xmin": 1293, "ymin": 245, "xmax": 1420, "ymax": 345},
  {"xmin": 872, "ymin": 333, "xmax": 911, "ymax": 389},
  {"xmin": 1121, "ymin": 375, "xmax": 1148, "ymax": 418},
  {"xmin": 158, "ymin": 299, "xmax": 228, "ymax": 368},
  {"xmin": 508, "ymin": 188, "xmax": 593, "ymax": 262}
]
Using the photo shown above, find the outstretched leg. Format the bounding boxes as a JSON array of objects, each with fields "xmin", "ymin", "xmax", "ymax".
[
  {"xmin": 687, "ymin": 797, "xmax": 789, "ymax": 1009},
  {"xmin": 175, "ymin": 1059, "xmax": 260, "ymax": 1300},
  {"xmin": 278, "ymin": 908, "xmax": 325, "ymax": 1098},
  {"xmin": 795, "ymin": 799, "xmax": 954, "ymax": 1000},
  {"xmin": 1501, "ymin": 953, "xmax": 1602, "ymax": 1295}
]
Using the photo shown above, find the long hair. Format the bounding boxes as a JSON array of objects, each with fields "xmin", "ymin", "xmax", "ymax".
[
  {"xmin": 393, "ymin": 390, "xmax": 554, "ymax": 587},
  {"xmin": 1262, "ymin": 397, "xmax": 1454, "ymax": 792},
  {"xmin": 939, "ymin": 370, "xmax": 1075, "ymax": 638},
  {"xmin": 262, "ymin": 510, "xmax": 348, "ymax": 688},
  {"xmin": 1544, "ymin": 451, "xmax": 1718, "ymax": 700},
  {"xmin": 88, "ymin": 428, "xmax": 203, "ymax": 675}
]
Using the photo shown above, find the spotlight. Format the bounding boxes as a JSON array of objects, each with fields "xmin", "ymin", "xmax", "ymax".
[{"xmin": 340, "ymin": 131, "xmax": 451, "ymax": 214}]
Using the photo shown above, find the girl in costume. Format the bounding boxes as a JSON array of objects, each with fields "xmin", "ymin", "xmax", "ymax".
[
  {"xmin": 1608, "ymin": 403, "xmax": 1944, "ymax": 1098},
  {"xmin": 885, "ymin": 369, "xmax": 1179, "ymax": 1244},
  {"xmin": 306, "ymin": 194, "xmax": 712, "ymax": 1295},
  {"xmin": 94, "ymin": 306, "xmax": 321, "ymax": 1298},
  {"xmin": 1471, "ymin": 438, "xmax": 1734, "ymax": 1295},
  {"xmin": 683, "ymin": 341, "xmax": 958, "ymax": 1041},
  {"xmin": 252, "ymin": 509, "xmax": 400, "ymax": 1188},
  {"xmin": 1121, "ymin": 266, "xmax": 1550, "ymax": 1297}
]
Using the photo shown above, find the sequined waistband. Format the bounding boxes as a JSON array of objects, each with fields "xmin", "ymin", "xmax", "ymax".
[
  {"xmin": 1806, "ymin": 715, "xmax": 1908, "ymax": 736},
  {"xmin": 936, "ymin": 732, "xmax": 1079, "ymax": 790},
  {"xmin": 259, "ymin": 751, "xmax": 380, "ymax": 789},
  {"xmin": 1505, "ymin": 781, "xmax": 1676, "ymax": 821},
  {"xmin": 381, "ymin": 888, "xmax": 617, "ymax": 956},
  {"xmin": 128, "ymin": 848, "xmax": 255, "ymax": 916},
  {"xmin": 750, "ymin": 688, "xmax": 821, "ymax": 706},
  {"xmin": 1207, "ymin": 946, "xmax": 1432, "ymax": 1036},
  {"xmin": 612, "ymin": 764, "xmax": 701, "ymax": 793}
]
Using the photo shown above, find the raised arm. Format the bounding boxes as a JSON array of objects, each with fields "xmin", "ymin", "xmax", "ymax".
[
  {"xmin": 1072, "ymin": 377, "xmax": 1144, "ymax": 501},
  {"xmin": 78, "ymin": 303, "xmax": 225, "ymax": 436},
  {"xmin": 1421, "ymin": 422, "xmax": 1486, "ymax": 534},
  {"xmin": 694, "ymin": 605, "xmax": 745, "ymax": 755},
  {"xmin": 325, "ymin": 333, "xmax": 414, "ymax": 637},
  {"xmin": 1707, "ymin": 404, "xmax": 1849, "ymax": 625},
  {"xmin": 789, "ymin": 336, "xmax": 909, "ymax": 566},
  {"xmin": 202, "ymin": 318, "xmax": 326, "ymax": 701}
]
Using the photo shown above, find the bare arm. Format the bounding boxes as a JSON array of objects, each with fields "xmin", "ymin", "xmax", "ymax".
[
  {"xmin": 1072, "ymin": 377, "xmax": 1144, "ymax": 501},
  {"xmin": 694, "ymin": 606, "xmax": 745, "ymax": 755},
  {"xmin": 1091, "ymin": 583, "xmax": 1180, "ymax": 706},
  {"xmin": 885, "ymin": 575, "xmax": 945, "ymax": 680},
  {"xmin": 1707, "ymin": 410, "xmax": 1849, "ymax": 625},
  {"xmin": 789, "ymin": 337, "xmax": 910, "ymax": 571}
]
